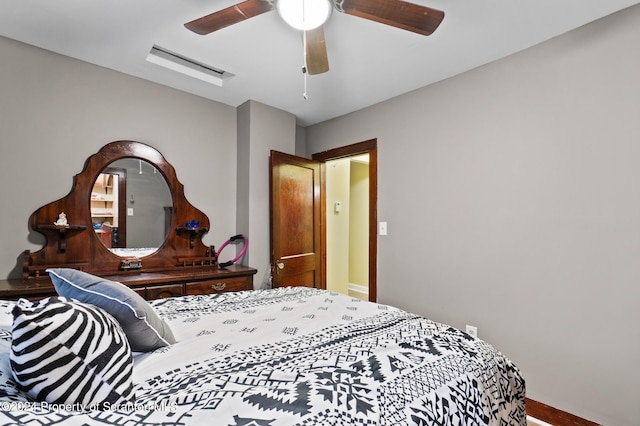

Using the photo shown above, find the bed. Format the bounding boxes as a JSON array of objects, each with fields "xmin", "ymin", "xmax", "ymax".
[{"xmin": 0, "ymin": 276, "xmax": 525, "ymax": 425}]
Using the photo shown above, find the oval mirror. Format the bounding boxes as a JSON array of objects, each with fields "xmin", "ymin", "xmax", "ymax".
[{"xmin": 90, "ymin": 158, "xmax": 172, "ymax": 258}]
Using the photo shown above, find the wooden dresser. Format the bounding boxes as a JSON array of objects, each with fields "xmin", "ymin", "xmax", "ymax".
[
  {"xmin": 0, "ymin": 265, "xmax": 257, "ymax": 301},
  {"xmin": 12, "ymin": 141, "xmax": 257, "ymax": 303}
]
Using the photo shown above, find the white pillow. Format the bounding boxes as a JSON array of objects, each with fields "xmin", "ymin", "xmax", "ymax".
[{"xmin": 48, "ymin": 268, "xmax": 176, "ymax": 352}]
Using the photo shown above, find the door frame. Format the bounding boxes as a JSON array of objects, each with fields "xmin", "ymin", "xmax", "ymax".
[
  {"xmin": 102, "ymin": 166, "xmax": 127, "ymax": 247},
  {"xmin": 312, "ymin": 139, "xmax": 377, "ymax": 302}
]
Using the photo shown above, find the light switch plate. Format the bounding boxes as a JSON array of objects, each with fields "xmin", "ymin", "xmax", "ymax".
[{"xmin": 379, "ymin": 221, "xmax": 387, "ymax": 235}]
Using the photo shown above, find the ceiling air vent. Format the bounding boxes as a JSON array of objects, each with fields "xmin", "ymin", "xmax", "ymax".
[{"xmin": 146, "ymin": 45, "xmax": 233, "ymax": 87}]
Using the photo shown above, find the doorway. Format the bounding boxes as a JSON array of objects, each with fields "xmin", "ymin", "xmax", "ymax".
[
  {"xmin": 324, "ymin": 154, "xmax": 370, "ymax": 300},
  {"xmin": 312, "ymin": 139, "xmax": 377, "ymax": 302},
  {"xmin": 91, "ymin": 167, "xmax": 127, "ymax": 248}
]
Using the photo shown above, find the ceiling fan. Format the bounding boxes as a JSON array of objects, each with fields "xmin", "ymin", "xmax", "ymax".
[{"xmin": 184, "ymin": 0, "xmax": 444, "ymax": 75}]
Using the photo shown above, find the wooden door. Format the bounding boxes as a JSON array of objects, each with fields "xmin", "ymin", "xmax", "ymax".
[{"xmin": 270, "ymin": 151, "xmax": 323, "ymax": 288}]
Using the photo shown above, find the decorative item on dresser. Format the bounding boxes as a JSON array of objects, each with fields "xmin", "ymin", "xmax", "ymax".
[{"xmin": 3, "ymin": 140, "xmax": 256, "ymax": 300}]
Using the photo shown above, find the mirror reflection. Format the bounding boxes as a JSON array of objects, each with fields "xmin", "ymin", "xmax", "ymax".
[{"xmin": 90, "ymin": 158, "xmax": 172, "ymax": 257}]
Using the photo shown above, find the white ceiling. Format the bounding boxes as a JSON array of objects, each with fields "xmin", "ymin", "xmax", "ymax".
[{"xmin": 1, "ymin": 0, "xmax": 638, "ymax": 126}]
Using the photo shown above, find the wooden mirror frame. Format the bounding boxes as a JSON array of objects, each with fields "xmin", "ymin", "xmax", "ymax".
[{"xmin": 23, "ymin": 141, "xmax": 214, "ymax": 280}]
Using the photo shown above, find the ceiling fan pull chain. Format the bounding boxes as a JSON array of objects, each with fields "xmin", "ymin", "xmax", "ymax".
[
  {"xmin": 303, "ymin": 69, "xmax": 308, "ymax": 100},
  {"xmin": 302, "ymin": 30, "xmax": 309, "ymax": 100}
]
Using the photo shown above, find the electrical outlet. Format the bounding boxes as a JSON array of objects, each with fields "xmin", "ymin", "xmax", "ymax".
[{"xmin": 466, "ymin": 325, "xmax": 478, "ymax": 338}]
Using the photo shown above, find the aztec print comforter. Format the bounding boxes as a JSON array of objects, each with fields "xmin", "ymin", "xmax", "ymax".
[{"xmin": 0, "ymin": 287, "xmax": 526, "ymax": 425}]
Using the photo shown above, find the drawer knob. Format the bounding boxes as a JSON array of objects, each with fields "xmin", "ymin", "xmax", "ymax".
[{"xmin": 212, "ymin": 282, "xmax": 226, "ymax": 291}]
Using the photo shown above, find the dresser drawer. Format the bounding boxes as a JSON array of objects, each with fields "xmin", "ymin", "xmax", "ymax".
[
  {"xmin": 132, "ymin": 287, "xmax": 147, "ymax": 299},
  {"xmin": 185, "ymin": 276, "xmax": 250, "ymax": 295},
  {"xmin": 145, "ymin": 284, "xmax": 184, "ymax": 300}
]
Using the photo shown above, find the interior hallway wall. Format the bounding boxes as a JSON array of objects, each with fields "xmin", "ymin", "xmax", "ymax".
[
  {"xmin": 349, "ymin": 160, "xmax": 369, "ymax": 290},
  {"xmin": 326, "ymin": 158, "xmax": 350, "ymax": 295}
]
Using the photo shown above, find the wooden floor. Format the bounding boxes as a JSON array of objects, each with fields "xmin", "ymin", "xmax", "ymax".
[{"xmin": 526, "ymin": 398, "xmax": 601, "ymax": 426}]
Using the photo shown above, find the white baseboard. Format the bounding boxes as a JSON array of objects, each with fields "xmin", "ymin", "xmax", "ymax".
[{"xmin": 348, "ymin": 283, "xmax": 368, "ymax": 295}]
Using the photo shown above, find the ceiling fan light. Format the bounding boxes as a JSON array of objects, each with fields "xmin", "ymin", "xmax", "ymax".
[{"xmin": 277, "ymin": 0, "xmax": 332, "ymax": 31}]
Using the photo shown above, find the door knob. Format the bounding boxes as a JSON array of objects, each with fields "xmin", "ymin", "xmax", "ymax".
[{"xmin": 276, "ymin": 261, "xmax": 285, "ymax": 270}]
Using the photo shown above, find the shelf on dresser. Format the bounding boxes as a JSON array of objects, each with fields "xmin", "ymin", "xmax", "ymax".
[{"xmin": 33, "ymin": 224, "xmax": 88, "ymax": 253}]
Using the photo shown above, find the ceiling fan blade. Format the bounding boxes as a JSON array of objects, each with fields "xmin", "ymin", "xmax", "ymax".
[
  {"xmin": 185, "ymin": 0, "xmax": 274, "ymax": 35},
  {"xmin": 305, "ymin": 26, "xmax": 329, "ymax": 75},
  {"xmin": 337, "ymin": 0, "xmax": 444, "ymax": 36}
]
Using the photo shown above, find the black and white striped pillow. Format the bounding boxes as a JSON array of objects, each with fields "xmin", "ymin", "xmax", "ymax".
[{"xmin": 10, "ymin": 297, "xmax": 134, "ymax": 408}]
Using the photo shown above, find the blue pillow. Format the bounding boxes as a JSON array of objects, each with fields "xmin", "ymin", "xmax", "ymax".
[
  {"xmin": 47, "ymin": 268, "xmax": 176, "ymax": 352},
  {"xmin": 10, "ymin": 297, "xmax": 134, "ymax": 407}
]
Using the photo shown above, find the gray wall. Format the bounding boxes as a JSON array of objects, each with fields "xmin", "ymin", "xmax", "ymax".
[
  {"xmin": 307, "ymin": 5, "xmax": 640, "ymax": 426},
  {"xmin": 237, "ymin": 100, "xmax": 296, "ymax": 288},
  {"xmin": 0, "ymin": 35, "xmax": 239, "ymax": 277},
  {"xmin": 109, "ymin": 158, "xmax": 172, "ymax": 248}
]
